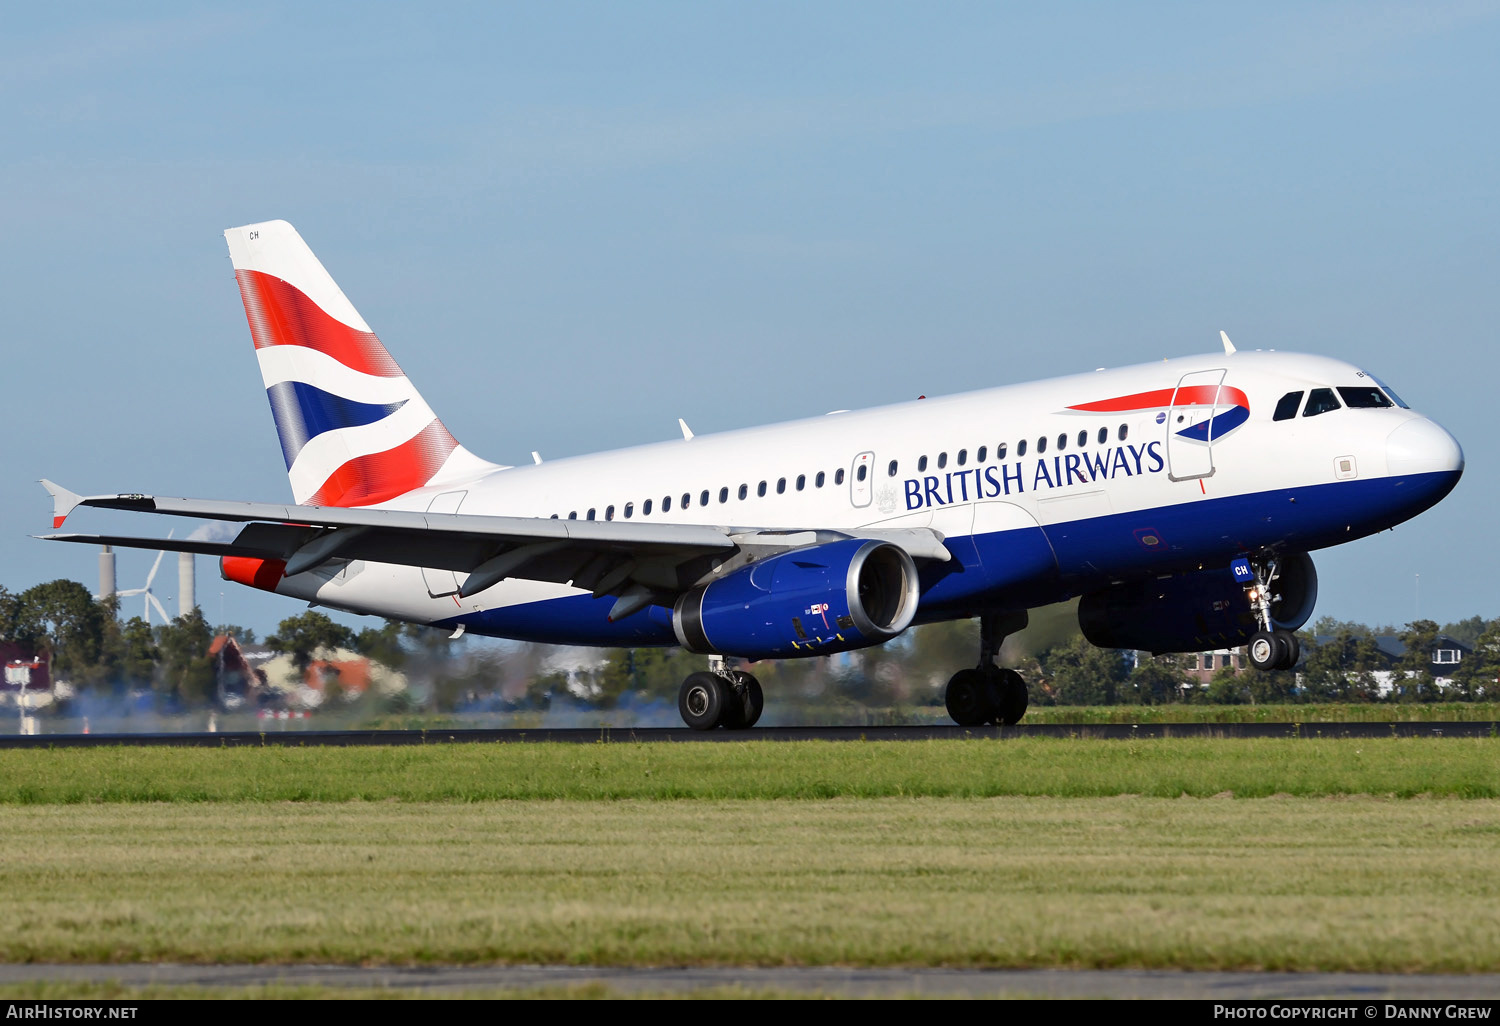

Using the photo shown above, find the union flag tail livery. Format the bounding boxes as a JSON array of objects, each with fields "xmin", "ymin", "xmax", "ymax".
[
  {"xmin": 42, "ymin": 220, "xmax": 1464, "ymax": 730},
  {"xmin": 224, "ymin": 220, "xmax": 497, "ymax": 507}
]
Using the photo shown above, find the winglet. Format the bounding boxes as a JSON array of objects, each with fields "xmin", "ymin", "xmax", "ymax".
[
  {"xmin": 1220, "ymin": 330, "xmax": 1236, "ymax": 354},
  {"xmin": 678, "ymin": 418, "xmax": 694, "ymax": 441},
  {"xmin": 39, "ymin": 479, "xmax": 84, "ymax": 530}
]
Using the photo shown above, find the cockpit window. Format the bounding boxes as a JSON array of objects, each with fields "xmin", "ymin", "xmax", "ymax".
[
  {"xmin": 1337, "ymin": 386, "xmax": 1393, "ymax": 409},
  {"xmin": 1273, "ymin": 391, "xmax": 1304, "ymax": 422},
  {"xmin": 1303, "ymin": 388, "xmax": 1341, "ymax": 417},
  {"xmin": 1370, "ymin": 376, "xmax": 1410, "ymax": 409}
]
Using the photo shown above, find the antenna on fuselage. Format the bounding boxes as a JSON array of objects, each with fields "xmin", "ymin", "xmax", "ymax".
[{"xmin": 1220, "ymin": 330, "xmax": 1237, "ymax": 354}]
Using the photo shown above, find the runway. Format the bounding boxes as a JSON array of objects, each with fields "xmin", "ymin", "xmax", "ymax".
[
  {"xmin": 2, "ymin": 963, "xmax": 1498, "ymax": 998},
  {"xmin": 0, "ymin": 721, "xmax": 1492, "ymax": 747}
]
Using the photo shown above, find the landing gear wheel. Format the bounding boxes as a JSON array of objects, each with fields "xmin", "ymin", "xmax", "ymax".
[
  {"xmin": 1248, "ymin": 631, "xmax": 1279, "ymax": 671},
  {"xmin": 992, "ymin": 667, "xmax": 1029, "ymax": 726},
  {"xmin": 1249, "ymin": 630, "xmax": 1300, "ymax": 671},
  {"xmin": 727, "ymin": 671, "xmax": 763, "ymax": 730},
  {"xmin": 1279, "ymin": 631, "xmax": 1301, "ymax": 669},
  {"xmin": 945, "ymin": 668, "xmax": 991, "ymax": 727},
  {"xmin": 678, "ymin": 671, "xmax": 726, "ymax": 731}
]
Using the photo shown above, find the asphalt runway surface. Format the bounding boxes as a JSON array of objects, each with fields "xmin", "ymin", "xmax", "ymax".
[
  {"xmin": 1, "ymin": 963, "xmax": 1498, "ymax": 998},
  {"xmin": 0, "ymin": 721, "xmax": 1493, "ymax": 747}
]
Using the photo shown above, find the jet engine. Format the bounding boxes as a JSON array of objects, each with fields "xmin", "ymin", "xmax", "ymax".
[
  {"xmin": 672, "ymin": 538, "xmax": 920, "ymax": 660},
  {"xmin": 1078, "ymin": 552, "xmax": 1318, "ymax": 654}
]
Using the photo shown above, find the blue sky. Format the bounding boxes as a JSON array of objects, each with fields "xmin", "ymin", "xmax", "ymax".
[{"xmin": 2, "ymin": 1, "xmax": 1495, "ymax": 636}]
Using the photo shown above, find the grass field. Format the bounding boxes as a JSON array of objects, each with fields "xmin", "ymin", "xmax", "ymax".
[
  {"xmin": 2, "ymin": 796, "xmax": 1499, "ymax": 971},
  {"xmin": 49, "ymin": 702, "xmax": 1500, "ymax": 735},
  {"xmin": 2, "ymin": 739, "xmax": 1498, "ymax": 976},
  {"xmin": 0, "ymin": 737, "xmax": 1497, "ymax": 801}
]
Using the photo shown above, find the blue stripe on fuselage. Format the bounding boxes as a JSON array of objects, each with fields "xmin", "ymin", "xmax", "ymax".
[{"xmin": 435, "ymin": 470, "xmax": 1461, "ymax": 649}]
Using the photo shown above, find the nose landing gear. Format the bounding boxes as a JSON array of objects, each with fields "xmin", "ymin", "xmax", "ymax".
[
  {"xmin": 1243, "ymin": 556, "xmax": 1301, "ymax": 672},
  {"xmin": 944, "ymin": 611, "xmax": 1030, "ymax": 726}
]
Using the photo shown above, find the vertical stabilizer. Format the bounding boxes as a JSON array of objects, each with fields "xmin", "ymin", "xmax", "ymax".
[{"xmin": 224, "ymin": 220, "xmax": 498, "ymax": 507}]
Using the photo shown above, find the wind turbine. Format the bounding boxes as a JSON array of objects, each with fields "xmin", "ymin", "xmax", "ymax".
[{"xmin": 115, "ymin": 530, "xmax": 174, "ymax": 625}]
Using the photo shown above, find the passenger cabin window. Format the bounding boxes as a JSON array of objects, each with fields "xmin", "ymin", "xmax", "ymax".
[
  {"xmin": 815, "ymin": 471, "xmax": 825, "ymax": 487},
  {"xmin": 997, "ymin": 443, "xmax": 1008, "ymax": 459},
  {"xmin": 957, "ymin": 449, "xmax": 967, "ymax": 466},
  {"xmin": 777, "ymin": 478, "xmax": 787, "ymax": 494},
  {"xmin": 662, "ymin": 496, "xmax": 672, "ymax": 512},
  {"xmin": 856, "ymin": 465, "xmax": 867, "ymax": 481},
  {"xmin": 888, "ymin": 460, "xmax": 898, "ymax": 477},
  {"xmin": 568, "ymin": 511, "xmax": 577, "ymax": 519},
  {"xmin": 1078, "ymin": 430, "xmax": 1087, "ymax": 447},
  {"xmin": 835, "ymin": 468, "xmax": 845, "ymax": 485},
  {"xmin": 605, "ymin": 505, "xmax": 615, "ymax": 521},
  {"xmin": 1118, "ymin": 424, "xmax": 1128, "ymax": 441},
  {"xmin": 1273, "ymin": 392, "xmax": 1304, "ymax": 422},
  {"xmin": 1303, "ymin": 388, "xmax": 1341, "ymax": 417},
  {"xmin": 550, "ymin": 514, "xmax": 558, "ymax": 519},
  {"xmin": 1338, "ymin": 386, "xmax": 1393, "ymax": 409},
  {"xmin": 644, "ymin": 499, "xmax": 653, "ymax": 515},
  {"xmin": 757, "ymin": 481, "xmax": 767, "ymax": 497},
  {"xmin": 1056, "ymin": 433, "xmax": 1066, "ymax": 451},
  {"xmin": 681, "ymin": 493, "xmax": 691, "ymax": 509},
  {"xmin": 796, "ymin": 474, "xmax": 806, "ymax": 491},
  {"xmin": 700, "ymin": 489, "xmax": 710, "ymax": 506},
  {"xmin": 1037, "ymin": 436, "xmax": 1047, "ymax": 454},
  {"xmin": 918, "ymin": 456, "xmax": 928, "ymax": 472},
  {"xmin": 1097, "ymin": 427, "xmax": 1106, "ymax": 445},
  {"xmin": 587, "ymin": 508, "xmax": 596, "ymax": 520},
  {"xmin": 719, "ymin": 487, "xmax": 729, "ymax": 503},
  {"xmin": 937, "ymin": 452, "xmax": 947, "ymax": 469},
  {"xmin": 737, "ymin": 484, "xmax": 748, "ymax": 500},
  {"xmin": 977, "ymin": 446, "xmax": 987, "ymax": 462},
  {"xmin": 623, "ymin": 503, "xmax": 633, "ymax": 519},
  {"xmin": 1016, "ymin": 439, "xmax": 1026, "ymax": 457}
]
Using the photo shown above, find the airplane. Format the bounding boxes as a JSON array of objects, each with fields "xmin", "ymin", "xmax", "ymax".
[{"xmin": 40, "ymin": 220, "xmax": 1464, "ymax": 729}]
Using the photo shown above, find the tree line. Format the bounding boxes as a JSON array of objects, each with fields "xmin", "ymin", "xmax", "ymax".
[{"xmin": 3, "ymin": 577, "xmax": 1495, "ymax": 712}]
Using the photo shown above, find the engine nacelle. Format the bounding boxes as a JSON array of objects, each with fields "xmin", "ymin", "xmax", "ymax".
[
  {"xmin": 1078, "ymin": 552, "xmax": 1318, "ymax": 654},
  {"xmin": 673, "ymin": 538, "xmax": 920, "ymax": 660}
]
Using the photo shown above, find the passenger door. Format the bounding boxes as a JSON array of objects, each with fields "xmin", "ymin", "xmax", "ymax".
[
  {"xmin": 421, "ymin": 491, "xmax": 467, "ymax": 596},
  {"xmin": 1166, "ymin": 369, "xmax": 1223, "ymax": 482}
]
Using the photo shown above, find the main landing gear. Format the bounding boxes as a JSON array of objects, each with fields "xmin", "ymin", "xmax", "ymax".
[
  {"xmin": 678, "ymin": 655, "xmax": 764, "ymax": 731},
  {"xmin": 945, "ymin": 611, "xmax": 1030, "ymax": 727},
  {"xmin": 1244, "ymin": 555, "xmax": 1301, "ymax": 672}
]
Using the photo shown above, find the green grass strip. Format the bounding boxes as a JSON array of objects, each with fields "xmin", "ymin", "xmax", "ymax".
[
  {"xmin": 0, "ymin": 737, "xmax": 1497, "ymax": 802},
  {"xmin": 4, "ymin": 797, "xmax": 1500, "ymax": 971}
]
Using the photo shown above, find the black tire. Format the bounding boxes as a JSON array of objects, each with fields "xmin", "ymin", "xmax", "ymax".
[
  {"xmin": 1248, "ymin": 631, "xmax": 1279, "ymax": 671},
  {"xmin": 1276, "ymin": 630, "xmax": 1301, "ymax": 671},
  {"xmin": 718, "ymin": 675, "xmax": 747, "ymax": 730},
  {"xmin": 994, "ymin": 667, "xmax": 1029, "ymax": 726},
  {"xmin": 678, "ymin": 671, "xmax": 725, "ymax": 730},
  {"xmin": 945, "ymin": 668, "xmax": 991, "ymax": 726},
  {"xmin": 728, "ymin": 671, "xmax": 764, "ymax": 729}
]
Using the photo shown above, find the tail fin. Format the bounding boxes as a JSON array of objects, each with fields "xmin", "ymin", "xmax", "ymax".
[{"xmin": 224, "ymin": 220, "xmax": 498, "ymax": 507}]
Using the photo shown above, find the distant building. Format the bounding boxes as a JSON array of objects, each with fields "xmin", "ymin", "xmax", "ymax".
[
  {"xmin": 210, "ymin": 635, "xmax": 268, "ymax": 710},
  {"xmin": 1183, "ymin": 648, "xmax": 1247, "ymax": 684},
  {"xmin": 253, "ymin": 647, "xmax": 408, "ymax": 710}
]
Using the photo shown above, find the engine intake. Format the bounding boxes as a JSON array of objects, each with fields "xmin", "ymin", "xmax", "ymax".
[{"xmin": 673, "ymin": 538, "xmax": 920, "ymax": 660}]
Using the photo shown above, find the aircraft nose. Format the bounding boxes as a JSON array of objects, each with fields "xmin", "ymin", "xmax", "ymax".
[{"xmin": 1386, "ymin": 418, "xmax": 1464, "ymax": 477}]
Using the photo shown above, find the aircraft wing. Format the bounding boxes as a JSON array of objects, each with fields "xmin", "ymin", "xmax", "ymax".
[{"xmin": 38, "ymin": 480, "xmax": 949, "ymax": 620}]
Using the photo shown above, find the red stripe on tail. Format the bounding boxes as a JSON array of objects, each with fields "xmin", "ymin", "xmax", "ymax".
[
  {"xmin": 234, "ymin": 269, "xmax": 403, "ymax": 378},
  {"xmin": 304, "ymin": 419, "xmax": 460, "ymax": 508}
]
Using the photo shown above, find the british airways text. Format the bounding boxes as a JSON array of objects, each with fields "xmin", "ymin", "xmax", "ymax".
[{"xmin": 903, "ymin": 441, "xmax": 1165, "ymax": 510}]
